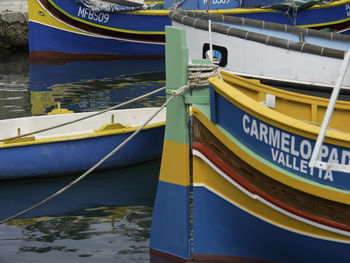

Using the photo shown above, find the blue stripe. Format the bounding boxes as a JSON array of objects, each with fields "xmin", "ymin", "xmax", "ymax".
[
  {"xmin": 194, "ymin": 186, "xmax": 350, "ymax": 263},
  {"xmin": 150, "ymin": 181, "xmax": 191, "ymax": 259},
  {"xmin": 29, "ymin": 22, "xmax": 165, "ymax": 55},
  {"xmin": 0, "ymin": 126, "xmax": 164, "ymax": 179}
]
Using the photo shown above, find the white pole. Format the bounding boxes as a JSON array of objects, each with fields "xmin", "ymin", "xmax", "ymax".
[
  {"xmin": 208, "ymin": 19, "xmax": 213, "ymax": 63},
  {"xmin": 309, "ymin": 50, "xmax": 350, "ymax": 169}
]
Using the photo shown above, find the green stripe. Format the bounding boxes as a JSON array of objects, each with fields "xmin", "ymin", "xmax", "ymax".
[{"xmin": 164, "ymin": 26, "xmax": 189, "ymax": 144}]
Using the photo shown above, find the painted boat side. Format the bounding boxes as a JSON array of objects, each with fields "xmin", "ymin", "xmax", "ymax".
[
  {"xmin": 206, "ymin": 74, "xmax": 350, "ymax": 190},
  {"xmin": 191, "ymin": 112, "xmax": 350, "ymax": 262},
  {"xmin": 29, "ymin": 21, "xmax": 166, "ymax": 56},
  {"xmin": 192, "ymin": 118, "xmax": 350, "ymax": 234},
  {"xmin": 171, "ymin": 14, "xmax": 350, "ymax": 89},
  {"xmin": 29, "ymin": 0, "xmax": 350, "ymax": 58},
  {"xmin": 0, "ymin": 126, "xmax": 164, "ymax": 179},
  {"xmin": 193, "ymin": 186, "xmax": 350, "ymax": 263},
  {"xmin": 0, "ymin": 108, "xmax": 166, "ymax": 179},
  {"xmin": 28, "ymin": 0, "xmax": 168, "ymax": 60},
  {"xmin": 150, "ymin": 25, "xmax": 350, "ymax": 262}
]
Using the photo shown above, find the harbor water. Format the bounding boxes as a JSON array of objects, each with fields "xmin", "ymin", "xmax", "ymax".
[{"xmin": 0, "ymin": 50, "xmax": 166, "ymax": 262}]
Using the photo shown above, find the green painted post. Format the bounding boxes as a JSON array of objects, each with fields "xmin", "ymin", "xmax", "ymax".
[
  {"xmin": 150, "ymin": 26, "xmax": 191, "ymax": 260},
  {"xmin": 163, "ymin": 26, "xmax": 189, "ymax": 144}
]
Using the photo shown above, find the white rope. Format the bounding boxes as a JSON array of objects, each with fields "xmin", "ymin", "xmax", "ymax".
[
  {"xmin": 0, "ymin": 85, "xmax": 180, "ymax": 225},
  {"xmin": 0, "ymin": 86, "xmax": 165, "ymax": 143},
  {"xmin": 188, "ymin": 63, "xmax": 219, "ymax": 86}
]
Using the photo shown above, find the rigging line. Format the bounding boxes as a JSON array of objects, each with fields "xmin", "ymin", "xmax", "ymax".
[
  {"xmin": 0, "ymin": 86, "xmax": 166, "ymax": 143},
  {"xmin": 0, "ymin": 85, "xmax": 182, "ymax": 225},
  {"xmin": 19, "ymin": 0, "xmax": 28, "ymax": 23}
]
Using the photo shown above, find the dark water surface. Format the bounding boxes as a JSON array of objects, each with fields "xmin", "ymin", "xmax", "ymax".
[{"xmin": 0, "ymin": 51, "xmax": 166, "ymax": 262}]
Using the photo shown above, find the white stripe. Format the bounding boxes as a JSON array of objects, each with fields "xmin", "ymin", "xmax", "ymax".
[{"xmin": 192, "ymin": 149, "xmax": 350, "ymax": 242}]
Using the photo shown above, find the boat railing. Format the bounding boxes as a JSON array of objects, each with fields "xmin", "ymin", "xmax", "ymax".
[
  {"xmin": 170, "ymin": 9, "xmax": 349, "ymax": 60},
  {"xmin": 309, "ymin": 50, "xmax": 350, "ymax": 172}
]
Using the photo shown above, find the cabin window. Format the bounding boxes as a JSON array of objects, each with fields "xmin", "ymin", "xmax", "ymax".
[{"xmin": 202, "ymin": 43, "xmax": 228, "ymax": 67}]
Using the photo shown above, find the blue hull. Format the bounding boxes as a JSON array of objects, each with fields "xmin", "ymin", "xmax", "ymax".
[
  {"xmin": 194, "ymin": 186, "xmax": 350, "ymax": 263},
  {"xmin": 29, "ymin": 21, "xmax": 166, "ymax": 56},
  {"xmin": 0, "ymin": 126, "xmax": 164, "ymax": 180}
]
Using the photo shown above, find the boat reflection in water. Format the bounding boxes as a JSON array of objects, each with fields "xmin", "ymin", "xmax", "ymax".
[
  {"xmin": 0, "ymin": 159, "xmax": 160, "ymax": 219},
  {"xmin": 0, "ymin": 53, "xmax": 166, "ymax": 119},
  {"xmin": 0, "ymin": 160, "xmax": 160, "ymax": 262},
  {"xmin": 29, "ymin": 58, "xmax": 166, "ymax": 115}
]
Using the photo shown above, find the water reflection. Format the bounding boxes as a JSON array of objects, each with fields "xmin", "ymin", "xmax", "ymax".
[
  {"xmin": 0, "ymin": 52, "xmax": 166, "ymax": 262},
  {"xmin": 0, "ymin": 51, "xmax": 31, "ymax": 119},
  {"xmin": 0, "ymin": 160, "xmax": 160, "ymax": 262},
  {"xmin": 30, "ymin": 58, "xmax": 166, "ymax": 115},
  {"xmin": 1, "ymin": 207, "xmax": 153, "ymax": 262},
  {"xmin": 0, "ymin": 160, "xmax": 160, "ymax": 220},
  {"xmin": 31, "ymin": 70, "xmax": 166, "ymax": 115},
  {"xmin": 0, "ymin": 52, "xmax": 166, "ymax": 119}
]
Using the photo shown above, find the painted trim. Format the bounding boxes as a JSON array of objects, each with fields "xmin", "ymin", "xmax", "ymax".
[
  {"xmin": 193, "ymin": 142, "xmax": 350, "ymax": 236},
  {"xmin": 31, "ymin": 0, "xmax": 166, "ymax": 44},
  {"xmin": 0, "ymin": 121, "xmax": 165, "ymax": 149},
  {"xmin": 192, "ymin": 155, "xmax": 350, "ymax": 243},
  {"xmin": 158, "ymin": 140, "xmax": 190, "ymax": 186},
  {"xmin": 192, "ymin": 108, "xmax": 350, "ymax": 204},
  {"xmin": 210, "ymin": 74, "xmax": 350, "ymax": 148}
]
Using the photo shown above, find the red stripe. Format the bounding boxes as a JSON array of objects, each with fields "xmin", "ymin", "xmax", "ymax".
[{"xmin": 192, "ymin": 142, "xmax": 350, "ymax": 233}]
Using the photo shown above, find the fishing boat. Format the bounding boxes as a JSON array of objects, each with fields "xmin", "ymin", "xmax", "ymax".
[
  {"xmin": 28, "ymin": 0, "xmax": 350, "ymax": 62},
  {"xmin": 150, "ymin": 26, "xmax": 350, "ymax": 263},
  {"xmin": 0, "ymin": 106, "xmax": 165, "ymax": 180},
  {"xmin": 170, "ymin": 9, "xmax": 350, "ymax": 92}
]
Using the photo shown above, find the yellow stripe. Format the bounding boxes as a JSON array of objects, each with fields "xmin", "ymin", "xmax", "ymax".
[
  {"xmin": 193, "ymin": 156, "xmax": 350, "ymax": 241},
  {"xmin": 159, "ymin": 140, "xmax": 190, "ymax": 186},
  {"xmin": 30, "ymin": 0, "xmax": 95, "ymax": 34},
  {"xmin": 210, "ymin": 74, "xmax": 350, "ymax": 148},
  {"xmin": 0, "ymin": 121, "xmax": 165, "ymax": 148},
  {"xmin": 192, "ymin": 108, "xmax": 350, "ymax": 204}
]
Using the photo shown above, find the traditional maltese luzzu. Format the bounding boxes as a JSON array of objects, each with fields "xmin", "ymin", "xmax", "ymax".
[
  {"xmin": 150, "ymin": 26, "xmax": 350, "ymax": 263},
  {"xmin": 28, "ymin": 0, "xmax": 350, "ymax": 62}
]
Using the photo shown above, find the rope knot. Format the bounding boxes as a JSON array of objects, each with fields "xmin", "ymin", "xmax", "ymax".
[{"xmin": 188, "ymin": 63, "xmax": 219, "ymax": 88}]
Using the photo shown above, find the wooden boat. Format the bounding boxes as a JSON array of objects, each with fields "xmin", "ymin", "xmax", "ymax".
[
  {"xmin": 150, "ymin": 26, "xmax": 350, "ymax": 263},
  {"xmin": 28, "ymin": 0, "xmax": 350, "ymax": 62},
  {"xmin": 170, "ymin": 9, "xmax": 350, "ymax": 92},
  {"xmin": 0, "ymin": 106, "xmax": 165, "ymax": 180}
]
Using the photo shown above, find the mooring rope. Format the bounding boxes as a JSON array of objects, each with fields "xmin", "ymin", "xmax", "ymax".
[
  {"xmin": 0, "ymin": 84, "xmax": 184, "ymax": 225},
  {"xmin": 0, "ymin": 64, "xmax": 218, "ymax": 224},
  {"xmin": 0, "ymin": 86, "xmax": 165, "ymax": 143},
  {"xmin": 188, "ymin": 63, "xmax": 220, "ymax": 85}
]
